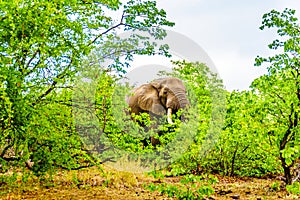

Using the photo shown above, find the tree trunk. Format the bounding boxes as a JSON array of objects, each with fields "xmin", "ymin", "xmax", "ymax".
[
  {"xmin": 279, "ymin": 129, "xmax": 293, "ymax": 185},
  {"xmin": 280, "ymin": 155, "xmax": 292, "ymax": 185}
]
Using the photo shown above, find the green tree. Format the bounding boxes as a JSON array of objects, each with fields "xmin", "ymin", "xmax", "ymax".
[
  {"xmin": 253, "ymin": 8, "xmax": 300, "ymax": 185},
  {"xmin": 162, "ymin": 61, "xmax": 227, "ymax": 175},
  {"xmin": 202, "ymin": 91, "xmax": 280, "ymax": 177},
  {"xmin": 0, "ymin": 0, "xmax": 174, "ymax": 174}
]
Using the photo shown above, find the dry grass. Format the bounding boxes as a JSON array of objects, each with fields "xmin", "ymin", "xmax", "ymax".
[
  {"xmin": 212, "ymin": 176, "xmax": 299, "ymax": 200},
  {"xmin": 0, "ymin": 166, "xmax": 299, "ymax": 200}
]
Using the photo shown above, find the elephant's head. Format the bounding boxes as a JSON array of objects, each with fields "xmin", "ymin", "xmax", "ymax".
[
  {"xmin": 127, "ymin": 77, "xmax": 189, "ymax": 124},
  {"xmin": 151, "ymin": 77, "xmax": 189, "ymax": 123}
]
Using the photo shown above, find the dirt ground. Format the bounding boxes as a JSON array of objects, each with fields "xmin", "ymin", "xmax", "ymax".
[{"xmin": 1, "ymin": 167, "xmax": 299, "ymax": 200}]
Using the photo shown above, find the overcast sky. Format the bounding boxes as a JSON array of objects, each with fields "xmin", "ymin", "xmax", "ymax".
[{"xmin": 128, "ymin": 0, "xmax": 300, "ymax": 91}]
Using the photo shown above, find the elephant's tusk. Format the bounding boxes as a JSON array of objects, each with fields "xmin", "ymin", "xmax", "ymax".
[{"xmin": 167, "ymin": 108, "xmax": 174, "ymax": 124}]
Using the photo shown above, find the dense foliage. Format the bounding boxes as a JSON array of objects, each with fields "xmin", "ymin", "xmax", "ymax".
[
  {"xmin": 253, "ymin": 8, "xmax": 300, "ymax": 185},
  {"xmin": 0, "ymin": 0, "xmax": 299, "ymax": 197},
  {"xmin": 0, "ymin": 0, "xmax": 174, "ymax": 176}
]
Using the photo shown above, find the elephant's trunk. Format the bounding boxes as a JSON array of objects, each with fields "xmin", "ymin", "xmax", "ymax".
[
  {"xmin": 174, "ymin": 90, "xmax": 189, "ymax": 109},
  {"xmin": 166, "ymin": 89, "xmax": 189, "ymax": 124}
]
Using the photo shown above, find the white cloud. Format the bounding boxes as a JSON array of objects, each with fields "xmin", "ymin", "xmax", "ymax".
[
  {"xmin": 154, "ymin": 0, "xmax": 300, "ymax": 91},
  {"xmin": 212, "ymin": 50, "xmax": 267, "ymax": 91}
]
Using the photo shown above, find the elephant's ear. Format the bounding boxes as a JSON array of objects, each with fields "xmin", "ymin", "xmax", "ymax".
[
  {"xmin": 150, "ymin": 81, "xmax": 161, "ymax": 90},
  {"xmin": 138, "ymin": 84, "xmax": 165, "ymax": 115}
]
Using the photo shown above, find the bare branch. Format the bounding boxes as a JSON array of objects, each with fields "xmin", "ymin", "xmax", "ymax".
[
  {"xmin": 32, "ymin": 59, "xmax": 73, "ymax": 106},
  {"xmin": 88, "ymin": 22, "xmax": 125, "ymax": 46},
  {"xmin": 26, "ymin": 49, "xmax": 40, "ymax": 69}
]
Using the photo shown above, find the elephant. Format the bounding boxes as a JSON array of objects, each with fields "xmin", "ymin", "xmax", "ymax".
[{"xmin": 126, "ymin": 77, "xmax": 190, "ymax": 126}]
